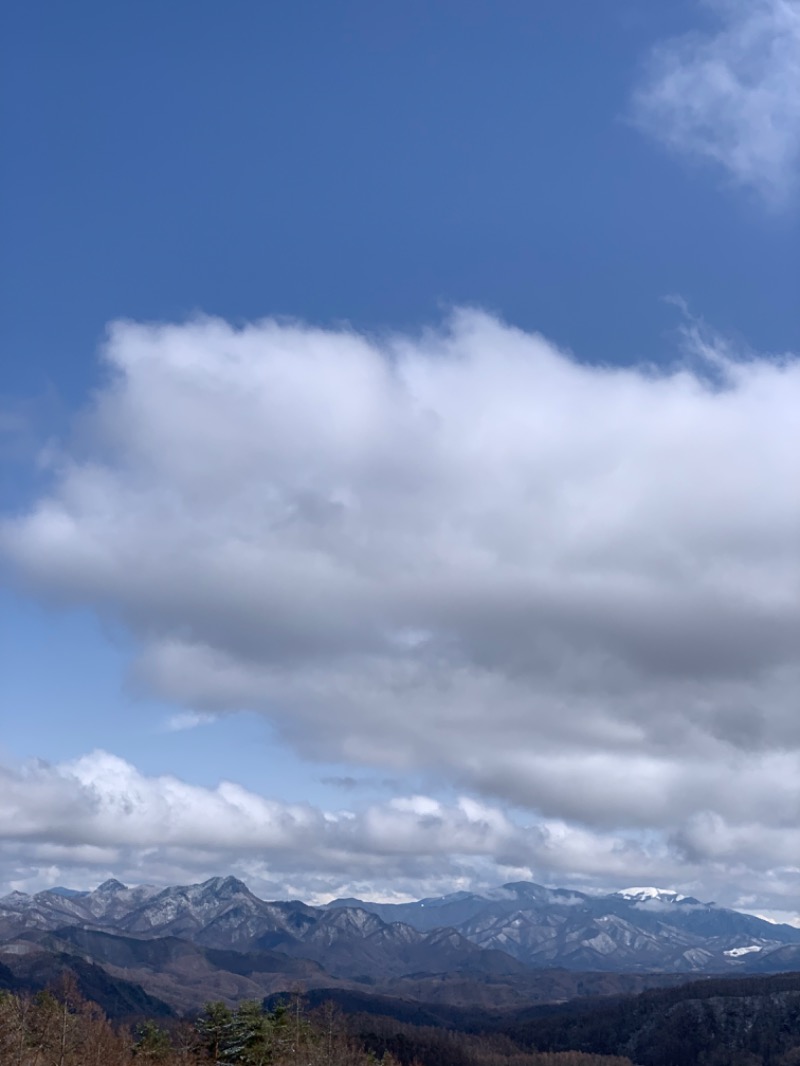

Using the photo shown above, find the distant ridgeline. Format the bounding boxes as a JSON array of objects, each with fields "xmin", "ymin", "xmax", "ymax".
[{"xmin": 2, "ymin": 877, "xmax": 799, "ymax": 986}]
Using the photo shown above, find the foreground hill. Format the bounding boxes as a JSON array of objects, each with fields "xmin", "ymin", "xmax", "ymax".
[
  {"xmin": 286, "ymin": 974, "xmax": 800, "ymax": 1066},
  {"xmin": 0, "ymin": 981, "xmax": 636, "ymax": 1066},
  {"xmin": 4, "ymin": 912, "xmax": 800, "ymax": 1066},
  {"xmin": 4, "ymin": 927, "xmax": 330, "ymax": 1015},
  {"xmin": 0, "ymin": 945, "xmax": 174, "ymax": 1020},
  {"xmin": 496, "ymin": 972, "xmax": 800, "ymax": 1066}
]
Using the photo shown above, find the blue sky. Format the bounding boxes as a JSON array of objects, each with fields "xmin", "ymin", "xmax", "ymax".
[{"xmin": 1, "ymin": 1, "xmax": 799, "ymax": 918}]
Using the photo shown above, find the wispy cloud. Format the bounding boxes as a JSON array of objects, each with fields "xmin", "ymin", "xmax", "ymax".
[
  {"xmin": 631, "ymin": 0, "xmax": 800, "ymax": 205},
  {"xmin": 162, "ymin": 710, "xmax": 216, "ymax": 733}
]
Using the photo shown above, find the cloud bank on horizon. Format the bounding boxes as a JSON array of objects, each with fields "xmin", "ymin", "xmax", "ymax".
[
  {"xmin": 631, "ymin": 0, "xmax": 800, "ymax": 204},
  {"xmin": 2, "ymin": 309, "xmax": 798, "ymax": 915},
  {"xmin": 1, "ymin": 747, "xmax": 798, "ymax": 923}
]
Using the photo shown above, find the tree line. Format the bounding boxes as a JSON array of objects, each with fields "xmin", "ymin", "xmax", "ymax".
[
  {"xmin": 0, "ymin": 974, "xmax": 632, "ymax": 1066},
  {"xmin": 6, "ymin": 966, "xmax": 800, "ymax": 1066}
]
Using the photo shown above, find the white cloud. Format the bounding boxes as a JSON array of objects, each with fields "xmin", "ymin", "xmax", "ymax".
[
  {"xmin": 1, "ymin": 749, "xmax": 798, "ymax": 918},
  {"xmin": 631, "ymin": 0, "xmax": 800, "ymax": 203},
  {"xmin": 1, "ymin": 309, "xmax": 799, "ymax": 910},
  {"xmin": 0, "ymin": 751, "xmax": 512, "ymax": 858},
  {"xmin": 0, "ymin": 749, "xmax": 634, "ymax": 898}
]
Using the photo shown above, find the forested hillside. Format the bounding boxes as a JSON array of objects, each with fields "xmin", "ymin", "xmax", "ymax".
[
  {"xmin": 0, "ymin": 978, "xmax": 630, "ymax": 1066},
  {"xmin": 4, "ymin": 963, "xmax": 800, "ymax": 1065},
  {"xmin": 487, "ymin": 974, "xmax": 800, "ymax": 1066}
]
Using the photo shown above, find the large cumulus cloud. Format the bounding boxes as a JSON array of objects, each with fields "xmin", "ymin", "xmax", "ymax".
[
  {"xmin": 0, "ymin": 750, "xmax": 659, "ymax": 901},
  {"xmin": 2, "ymin": 310, "xmax": 799, "ymax": 907}
]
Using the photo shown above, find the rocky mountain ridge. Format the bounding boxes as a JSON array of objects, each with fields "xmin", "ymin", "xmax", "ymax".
[
  {"xmin": 324, "ymin": 880, "xmax": 800, "ymax": 973},
  {"xmin": 2, "ymin": 877, "xmax": 799, "ymax": 977}
]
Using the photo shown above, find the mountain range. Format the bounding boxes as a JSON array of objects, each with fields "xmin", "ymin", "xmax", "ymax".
[
  {"xmin": 325, "ymin": 882, "xmax": 800, "ymax": 972},
  {"xmin": 1, "ymin": 877, "xmax": 798, "ymax": 1014}
]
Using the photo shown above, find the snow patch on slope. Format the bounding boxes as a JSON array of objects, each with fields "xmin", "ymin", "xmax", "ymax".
[{"xmin": 724, "ymin": 944, "xmax": 763, "ymax": 957}]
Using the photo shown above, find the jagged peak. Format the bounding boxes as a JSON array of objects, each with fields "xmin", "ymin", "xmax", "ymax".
[
  {"xmin": 198, "ymin": 875, "xmax": 252, "ymax": 896},
  {"xmin": 322, "ymin": 905, "xmax": 383, "ymax": 930},
  {"xmin": 94, "ymin": 878, "xmax": 128, "ymax": 895}
]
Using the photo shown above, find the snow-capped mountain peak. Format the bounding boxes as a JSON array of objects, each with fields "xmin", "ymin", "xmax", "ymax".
[{"xmin": 614, "ymin": 887, "xmax": 687, "ymax": 903}]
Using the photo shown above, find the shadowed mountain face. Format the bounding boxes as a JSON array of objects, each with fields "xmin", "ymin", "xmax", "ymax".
[
  {"xmin": 2, "ymin": 877, "xmax": 799, "ymax": 990},
  {"xmin": 2, "ymin": 927, "xmax": 332, "ymax": 1016},
  {"xmin": 0, "ymin": 941, "xmax": 175, "ymax": 1019}
]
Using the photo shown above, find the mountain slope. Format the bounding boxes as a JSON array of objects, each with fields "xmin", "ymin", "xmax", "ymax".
[
  {"xmin": 3, "ymin": 877, "xmax": 799, "ymax": 978},
  {"xmin": 496, "ymin": 972, "xmax": 800, "ymax": 1066},
  {"xmin": 326, "ymin": 881, "xmax": 800, "ymax": 972}
]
